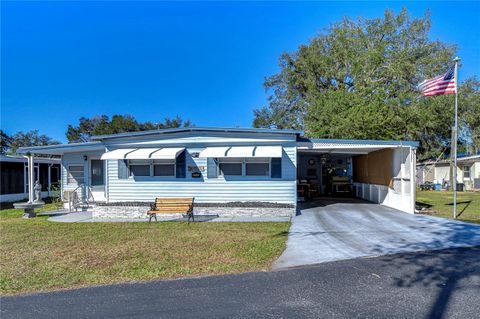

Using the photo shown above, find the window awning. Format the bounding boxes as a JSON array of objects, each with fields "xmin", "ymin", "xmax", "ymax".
[
  {"xmin": 100, "ymin": 147, "xmax": 185, "ymax": 160},
  {"xmin": 150, "ymin": 147, "xmax": 185, "ymax": 159},
  {"xmin": 199, "ymin": 146, "xmax": 282, "ymax": 158},
  {"xmin": 227, "ymin": 146, "xmax": 255, "ymax": 157},
  {"xmin": 253, "ymin": 146, "xmax": 282, "ymax": 158},
  {"xmin": 199, "ymin": 147, "xmax": 230, "ymax": 158},
  {"xmin": 100, "ymin": 148, "xmax": 138, "ymax": 160},
  {"xmin": 125, "ymin": 148, "xmax": 160, "ymax": 159}
]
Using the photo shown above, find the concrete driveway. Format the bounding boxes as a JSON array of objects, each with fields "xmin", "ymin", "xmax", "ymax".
[{"xmin": 273, "ymin": 199, "xmax": 480, "ymax": 269}]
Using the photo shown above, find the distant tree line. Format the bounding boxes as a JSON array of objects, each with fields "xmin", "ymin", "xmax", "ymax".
[
  {"xmin": 0, "ymin": 115, "xmax": 192, "ymax": 154},
  {"xmin": 66, "ymin": 115, "xmax": 191, "ymax": 143},
  {"xmin": 252, "ymin": 8, "xmax": 480, "ymax": 160}
]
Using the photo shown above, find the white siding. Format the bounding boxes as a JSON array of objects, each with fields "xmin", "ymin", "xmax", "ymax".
[
  {"xmin": 61, "ymin": 150, "xmax": 105, "ymax": 191},
  {"xmin": 107, "ymin": 145, "xmax": 297, "ymax": 204}
]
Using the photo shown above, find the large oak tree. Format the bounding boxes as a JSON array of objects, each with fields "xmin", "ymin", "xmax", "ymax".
[{"xmin": 253, "ymin": 9, "xmax": 479, "ymax": 160}]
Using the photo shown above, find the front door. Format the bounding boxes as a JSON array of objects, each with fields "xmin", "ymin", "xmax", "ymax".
[{"xmin": 90, "ymin": 159, "xmax": 105, "ymax": 201}]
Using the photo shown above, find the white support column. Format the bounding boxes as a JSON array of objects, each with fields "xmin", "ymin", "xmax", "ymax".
[
  {"xmin": 48, "ymin": 164, "xmax": 52, "ymax": 197},
  {"xmin": 410, "ymin": 147, "xmax": 417, "ymax": 214},
  {"xmin": 27, "ymin": 154, "xmax": 35, "ymax": 203}
]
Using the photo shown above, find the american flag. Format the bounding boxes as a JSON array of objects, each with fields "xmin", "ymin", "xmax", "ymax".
[{"xmin": 418, "ymin": 65, "xmax": 456, "ymax": 96}]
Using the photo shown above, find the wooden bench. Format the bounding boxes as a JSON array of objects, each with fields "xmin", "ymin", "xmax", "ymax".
[{"xmin": 147, "ymin": 197, "xmax": 195, "ymax": 222}]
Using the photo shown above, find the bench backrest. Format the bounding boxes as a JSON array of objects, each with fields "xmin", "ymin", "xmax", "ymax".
[{"xmin": 153, "ymin": 197, "xmax": 194, "ymax": 212}]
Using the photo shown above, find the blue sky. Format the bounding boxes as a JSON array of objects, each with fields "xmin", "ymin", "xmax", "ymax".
[{"xmin": 2, "ymin": 1, "xmax": 479, "ymax": 143}]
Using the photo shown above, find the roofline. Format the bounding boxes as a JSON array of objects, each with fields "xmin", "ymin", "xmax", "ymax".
[
  {"xmin": 16, "ymin": 141, "xmax": 104, "ymax": 154},
  {"xmin": 418, "ymin": 154, "xmax": 480, "ymax": 165},
  {"xmin": 0, "ymin": 155, "xmax": 61, "ymax": 163},
  {"xmin": 91, "ymin": 127, "xmax": 304, "ymax": 140},
  {"xmin": 302, "ymin": 138, "xmax": 420, "ymax": 148}
]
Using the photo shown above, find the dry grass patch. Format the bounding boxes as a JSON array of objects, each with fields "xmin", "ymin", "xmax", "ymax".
[{"xmin": 0, "ymin": 208, "xmax": 289, "ymax": 295}]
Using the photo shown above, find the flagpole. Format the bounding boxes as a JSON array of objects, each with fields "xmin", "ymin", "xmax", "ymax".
[{"xmin": 453, "ymin": 57, "xmax": 460, "ymax": 219}]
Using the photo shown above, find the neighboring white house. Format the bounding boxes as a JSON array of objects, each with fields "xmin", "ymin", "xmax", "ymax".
[
  {"xmin": 16, "ymin": 127, "xmax": 418, "ymax": 216},
  {"xmin": 417, "ymin": 155, "xmax": 480, "ymax": 190},
  {"xmin": 0, "ymin": 155, "xmax": 61, "ymax": 203}
]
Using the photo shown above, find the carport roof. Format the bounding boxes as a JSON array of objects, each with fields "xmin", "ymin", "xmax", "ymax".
[{"xmin": 299, "ymin": 137, "xmax": 419, "ymax": 148}]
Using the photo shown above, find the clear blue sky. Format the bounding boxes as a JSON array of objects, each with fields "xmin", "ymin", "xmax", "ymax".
[{"xmin": 2, "ymin": 1, "xmax": 479, "ymax": 143}]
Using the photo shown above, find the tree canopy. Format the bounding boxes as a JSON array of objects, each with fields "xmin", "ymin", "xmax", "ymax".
[
  {"xmin": 253, "ymin": 8, "xmax": 479, "ymax": 160},
  {"xmin": 0, "ymin": 130, "xmax": 60, "ymax": 155},
  {"xmin": 66, "ymin": 115, "xmax": 192, "ymax": 143}
]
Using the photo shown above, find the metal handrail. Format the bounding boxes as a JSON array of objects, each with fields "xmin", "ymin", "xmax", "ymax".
[{"xmin": 68, "ymin": 184, "xmax": 95, "ymax": 212}]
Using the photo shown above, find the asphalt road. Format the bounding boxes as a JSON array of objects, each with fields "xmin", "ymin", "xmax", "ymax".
[
  {"xmin": 2, "ymin": 247, "xmax": 480, "ymax": 319},
  {"xmin": 274, "ymin": 199, "xmax": 480, "ymax": 269}
]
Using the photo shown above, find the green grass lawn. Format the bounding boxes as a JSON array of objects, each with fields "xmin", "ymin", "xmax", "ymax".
[
  {"xmin": 416, "ymin": 190, "xmax": 480, "ymax": 224},
  {"xmin": 0, "ymin": 204, "xmax": 289, "ymax": 295}
]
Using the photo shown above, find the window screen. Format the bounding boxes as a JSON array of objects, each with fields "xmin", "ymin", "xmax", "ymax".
[
  {"xmin": 129, "ymin": 160, "xmax": 150, "ymax": 177},
  {"xmin": 246, "ymin": 159, "xmax": 270, "ymax": 176},
  {"xmin": 68, "ymin": 165, "xmax": 84, "ymax": 184},
  {"xmin": 219, "ymin": 163, "xmax": 242, "ymax": 176},
  {"xmin": 154, "ymin": 164, "xmax": 175, "ymax": 176},
  {"xmin": 464, "ymin": 166, "xmax": 471, "ymax": 179}
]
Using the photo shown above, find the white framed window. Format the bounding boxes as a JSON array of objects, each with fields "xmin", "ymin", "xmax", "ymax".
[
  {"xmin": 245, "ymin": 158, "xmax": 270, "ymax": 176},
  {"xmin": 128, "ymin": 160, "xmax": 150, "ymax": 177},
  {"xmin": 153, "ymin": 159, "xmax": 175, "ymax": 177},
  {"xmin": 218, "ymin": 158, "xmax": 243, "ymax": 176},
  {"xmin": 463, "ymin": 165, "xmax": 471, "ymax": 179},
  {"xmin": 67, "ymin": 165, "xmax": 84, "ymax": 184}
]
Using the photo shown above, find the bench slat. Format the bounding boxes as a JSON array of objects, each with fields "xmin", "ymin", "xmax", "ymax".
[{"xmin": 149, "ymin": 197, "xmax": 194, "ymax": 215}]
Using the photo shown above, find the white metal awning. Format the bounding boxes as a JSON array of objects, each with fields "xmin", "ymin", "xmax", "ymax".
[
  {"xmin": 227, "ymin": 146, "xmax": 255, "ymax": 157},
  {"xmin": 100, "ymin": 148, "xmax": 138, "ymax": 160},
  {"xmin": 253, "ymin": 146, "xmax": 282, "ymax": 158},
  {"xmin": 199, "ymin": 147, "xmax": 230, "ymax": 158},
  {"xmin": 150, "ymin": 147, "xmax": 185, "ymax": 159},
  {"xmin": 199, "ymin": 146, "xmax": 282, "ymax": 158},
  {"xmin": 101, "ymin": 147, "xmax": 185, "ymax": 160},
  {"xmin": 125, "ymin": 148, "xmax": 160, "ymax": 159}
]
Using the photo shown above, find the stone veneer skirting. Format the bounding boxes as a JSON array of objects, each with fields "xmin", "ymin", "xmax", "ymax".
[{"xmin": 92, "ymin": 204, "xmax": 296, "ymax": 220}]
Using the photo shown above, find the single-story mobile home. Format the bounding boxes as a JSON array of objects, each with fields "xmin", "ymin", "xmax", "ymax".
[
  {"xmin": 417, "ymin": 155, "xmax": 480, "ymax": 190},
  {"xmin": 0, "ymin": 155, "xmax": 61, "ymax": 203},
  {"xmin": 17, "ymin": 127, "xmax": 418, "ymax": 218}
]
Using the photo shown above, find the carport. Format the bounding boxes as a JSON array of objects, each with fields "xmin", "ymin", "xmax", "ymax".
[{"xmin": 296, "ymin": 139, "xmax": 418, "ymax": 213}]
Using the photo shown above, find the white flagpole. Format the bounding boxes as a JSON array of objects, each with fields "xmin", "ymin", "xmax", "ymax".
[{"xmin": 453, "ymin": 57, "xmax": 460, "ymax": 219}]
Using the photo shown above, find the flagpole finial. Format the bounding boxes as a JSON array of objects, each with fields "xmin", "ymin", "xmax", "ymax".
[{"xmin": 453, "ymin": 56, "xmax": 461, "ymax": 62}]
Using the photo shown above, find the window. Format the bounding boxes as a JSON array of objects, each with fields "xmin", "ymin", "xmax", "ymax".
[
  {"xmin": 153, "ymin": 159, "xmax": 175, "ymax": 177},
  {"xmin": 127, "ymin": 160, "xmax": 176, "ymax": 177},
  {"xmin": 245, "ymin": 158, "xmax": 270, "ymax": 176},
  {"xmin": 128, "ymin": 160, "xmax": 150, "ymax": 177},
  {"xmin": 68, "ymin": 165, "xmax": 84, "ymax": 184},
  {"xmin": 219, "ymin": 158, "xmax": 242, "ymax": 176},
  {"xmin": 463, "ymin": 165, "xmax": 471, "ymax": 179},
  {"xmin": 217, "ymin": 158, "xmax": 273, "ymax": 177}
]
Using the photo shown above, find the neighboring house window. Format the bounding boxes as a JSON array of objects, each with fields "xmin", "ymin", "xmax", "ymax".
[
  {"xmin": 67, "ymin": 165, "xmax": 84, "ymax": 184},
  {"xmin": 463, "ymin": 165, "xmax": 471, "ymax": 179},
  {"xmin": 129, "ymin": 160, "xmax": 150, "ymax": 177},
  {"xmin": 219, "ymin": 158, "xmax": 243, "ymax": 176},
  {"xmin": 153, "ymin": 159, "xmax": 175, "ymax": 177},
  {"xmin": 245, "ymin": 158, "xmax": 270, "ymax": 176}
]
